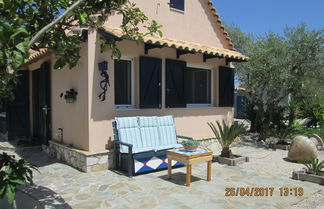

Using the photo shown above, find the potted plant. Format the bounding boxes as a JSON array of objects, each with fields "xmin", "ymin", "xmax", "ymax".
[
  {"xmin": 292, "ymin": 158, "xmax": 324, "ymax": 185},
  {"xmin": 60, "ymin": 88, "xmax": 78, "ymax": 103},
  {"xmin": 181, "ymin": 140, "xmax": 199, "ymax": 152},
  {"xmin": 208, "ymin": 120, "xmax": 248, "ymax": 166}
]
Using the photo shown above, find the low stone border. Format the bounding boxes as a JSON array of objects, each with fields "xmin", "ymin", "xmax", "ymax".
[
  {"xmin": 47, "ymin": 140, "xmax": 114, "ymax": 172},
  {"xmin": 269, "ymin": 144, "xmax": 290, "ymax": 150},
  {"xmin": 213, "ymin": 155, "xmax": 249, "ymax": 166},
  {"xmin": 292, "ymin": 170, "xmax": 324, "ymax": 185}
]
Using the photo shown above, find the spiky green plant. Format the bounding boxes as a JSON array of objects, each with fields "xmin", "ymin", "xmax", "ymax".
[
  {"xmin": 181, "ymin": 140, "xmax": 199, "ymax": 146},
  {"xmin": 300, "ymin": 157, "xmax": 324, "ymax": 175},
  {"xmin": 208, "ymin": 120, "xmax": 247, "ymax": 158}
]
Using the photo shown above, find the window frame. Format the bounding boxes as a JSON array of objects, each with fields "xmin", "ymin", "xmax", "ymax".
[
  {"xmin": 169, "ymin": 0, "xmax": 185, "ymax": 12},
  {"xmin": 114, "ymin": 56, "xmax": 135, "ymax": 110},
  {"xmin": 185, "ymin": 64, "xmax": 213, "ymax": 108}
]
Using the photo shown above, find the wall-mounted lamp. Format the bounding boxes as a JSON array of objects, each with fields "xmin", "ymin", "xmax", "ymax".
[{"xmin": 98, "ymin": 61, "xmax": 110, "ymax": 101}]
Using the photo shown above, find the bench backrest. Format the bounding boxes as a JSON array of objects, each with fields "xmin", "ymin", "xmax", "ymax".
[
  {"xmin": 115, "ymin": 115, "xmax": 178, "ymax": 153},
  {"xmin": 138, "ymin": 116, "xmax": 160, "ymax": 149},
  {"xmin": 157, "ymin": 116, "xmax": 178, "ymax": 147},
  {"xmin": 115, "ymin": 117, "xmax": 142, "ymax": 153}
]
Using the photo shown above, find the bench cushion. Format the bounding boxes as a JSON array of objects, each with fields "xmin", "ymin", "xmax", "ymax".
[
  {"xmin": 138, "ymin": 116, "xmax": 160, "ymax": 151},
  {"xmin": 157, "ymin": 115, "xmax": 179, "ymax": 147},
  {"xmin": 116, "ymin": 117, "xmax": 142, "ymax": 153}
]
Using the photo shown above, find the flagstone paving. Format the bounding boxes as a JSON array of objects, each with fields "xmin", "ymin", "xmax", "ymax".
[{"xmin": 7, "ymin": 147, "xmax": 322, "ymax": 209}]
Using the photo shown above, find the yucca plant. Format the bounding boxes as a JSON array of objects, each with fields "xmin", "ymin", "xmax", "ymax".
[
  {"xmin": 300, "ymin": 157, "xmax": 324, "ymax": 175},
  {"xmin": 208, "ymin": 120, "xmax": 247, "ymax": 158}
]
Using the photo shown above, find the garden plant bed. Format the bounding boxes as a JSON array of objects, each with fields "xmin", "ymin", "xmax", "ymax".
[
  {"xmin": 292, "ymin": 170, "xmax": 324, "ymax": 185},
  {"xmin": 213, "ymin": 154, "xmax": 249, "ymax": 166},
  {"xmin": 270, "ymin": 143, "xmax": 291, "ymax": 150}
]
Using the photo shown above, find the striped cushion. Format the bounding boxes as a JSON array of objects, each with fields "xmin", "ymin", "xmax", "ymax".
[
  {"xmin": 157, "ymin": 116, "xmax": 178, "ymax": 146},
  {"xmin": 116, "ymin": 117, "xmax": 138, "ymax": 129},
  {"xmin": 116, "ymin": 117, "xmax": 142, "ymax": 153},
  {"xmin": 138, "ymin": 117, "xmax": 160, "ymax": 150}
]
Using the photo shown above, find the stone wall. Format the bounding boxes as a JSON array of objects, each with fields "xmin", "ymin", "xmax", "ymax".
[{"xmin": 47, "ymin": 140, "xmax": 114, "ymax": 172}]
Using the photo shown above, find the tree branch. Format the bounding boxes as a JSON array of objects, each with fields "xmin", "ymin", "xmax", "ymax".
[{"xmin": 28, "ymin": 0, "xmax": 86, "ymax": 49}]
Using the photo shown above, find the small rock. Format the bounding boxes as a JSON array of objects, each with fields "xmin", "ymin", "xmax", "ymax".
[{"xmin": 288, "ymin": 136, "xmax": 318, "ymax": 161}]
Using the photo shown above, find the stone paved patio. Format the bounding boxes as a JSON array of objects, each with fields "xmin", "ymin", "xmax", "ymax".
[{"xmin": 5, "ymin": 145, "xmax": 323, "ymax": 209}]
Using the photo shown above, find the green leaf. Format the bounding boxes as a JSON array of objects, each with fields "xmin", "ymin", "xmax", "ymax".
[
  {"xmin": 9, "ymin": 179, "xmax": 25, "ymax": 185},
  {"xmin": 10, "ymin": 27, "xmax": 28, "ymax": 41},
  {"xmin": 79, "ymin": 12, "xmax": 88, "ymax": 25},
  {"xmin": 5, "ymin": 185, "xmax": 15, "ymax": 205},
  {"xmin": 15, "ymin": 41, "xmax": 28, "ymax": 54}
]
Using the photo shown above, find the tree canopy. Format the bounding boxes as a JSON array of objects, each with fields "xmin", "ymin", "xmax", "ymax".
[
  {"xmin": 225, "ymin": 23, "xmax": 324, "ymax": 139},
  {"xmin": 0, "ymin": 0, "xmax": 162, "ymax": 99}
]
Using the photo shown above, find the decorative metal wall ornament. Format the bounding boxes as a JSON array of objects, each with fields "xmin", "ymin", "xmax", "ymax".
[{"xmin": 98, "ymin": 61, "xmax": 110, "ymax": 101}]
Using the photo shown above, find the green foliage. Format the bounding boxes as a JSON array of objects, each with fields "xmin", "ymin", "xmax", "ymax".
[
  {"xmin": 299, "ymin": 98, "xmax": 324, "ymax": 127},
  {"xmin": 290, "ymin": 122, "xmax": 324, "ymax": 139},
  {"xmin": 300, "ymin": 157, "xmax": 324, "ymax": 174},
  {"xmin": 268, "ymin": 127, "xmax": 297, "ymax": 142},
  {"xmin": 181, "ymin": 140, "xmax": 199, "ymax": 146},
  {"xmin": 208, "ymin": 120, "xmax": 247, "ymax": 149},
  {"xmin": 0, "ymin": 0, "xmax": 162, "ymax": 99},
  {"xmin": 0, "ymin": 152, "xmax": 38, "ymax": 205}
]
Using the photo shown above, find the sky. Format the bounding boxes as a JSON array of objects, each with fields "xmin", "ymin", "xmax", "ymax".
[{"xmin": 213, "ymin": 0, "xmax": 324, "ymax": 36}]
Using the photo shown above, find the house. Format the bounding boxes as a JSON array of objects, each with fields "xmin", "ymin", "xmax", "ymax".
[{"xmin": 5, "ymin": 0, "xmax": 248, "ymax": 172}]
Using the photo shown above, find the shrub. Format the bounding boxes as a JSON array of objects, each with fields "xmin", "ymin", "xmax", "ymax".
[
  {"xmin": 0, "ymin": 152, "xmax": 38, "ymax": 208},
  {"xmin": 300, "ymin": 98, "xmax": 324, "ymax": 127}
]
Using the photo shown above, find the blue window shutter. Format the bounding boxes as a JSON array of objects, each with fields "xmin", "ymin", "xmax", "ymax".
[
  {"xmin": 170, "ymin": 0, "xmax": 185, "ymax": 11},
  {"xmin": 140, "ymin": 57, "xmax": 162, "ymax": 108},
  {"xmin": 166, "ymin": 59, "xmax": 186, "ymax": 108},
  {"xmin": 219, "ymin": 67, "xmax": 234, "ymax": 107}
]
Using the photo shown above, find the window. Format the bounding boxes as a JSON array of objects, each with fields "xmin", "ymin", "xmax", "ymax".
[
  {"xmin": 185, "ymin": 68, "xmax": 211, "ymax": 105},
  {"xmin": 170, "ymin": 0, "xmax": 185, "ymax": 11},
  {"xmin": 114, "ymin": 59, "xmax": 132, "ymax": 107},
  {"xmin": 166, "ymin": 59, "xmax": 213, "ymax": 108}
]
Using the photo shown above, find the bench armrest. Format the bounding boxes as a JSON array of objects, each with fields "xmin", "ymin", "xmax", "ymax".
[
  {"xmin": 115, "ymin": 140, "xmax": 133, "ymax": 148},
  {"xmin": 114, "ymin": 141, "xmax": 133, "ymax": 155}
]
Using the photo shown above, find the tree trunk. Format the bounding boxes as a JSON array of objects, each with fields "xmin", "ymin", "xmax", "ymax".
[
  {"xmin": 258, "ymin": 112, "xmax": 270, "ymax": 141},
  {"xmin": 221, "ymin": 147, "xmax": 232, "ymax": 158}
]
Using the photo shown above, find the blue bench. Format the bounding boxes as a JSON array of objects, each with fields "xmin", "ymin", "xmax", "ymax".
[{"xmin": 113, "ymin": 115, "xmax": 189, "ymax": 176}]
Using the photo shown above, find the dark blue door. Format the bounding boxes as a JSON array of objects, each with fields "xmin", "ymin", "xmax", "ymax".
[
  {"xmin": 32, "ymin": 62, "xmax": 51, "ymax": 144},
  {"xmin": 7, "ymin": 70, "xmax": 30, "ymax": 138}
]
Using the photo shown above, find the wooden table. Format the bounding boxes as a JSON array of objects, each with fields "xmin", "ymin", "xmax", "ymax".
[{"xmin": 167, "ymin": 149, "xmax": 213, "ymax": 186}]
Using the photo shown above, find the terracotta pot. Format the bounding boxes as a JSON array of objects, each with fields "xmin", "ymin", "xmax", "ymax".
[{"xmin": 184, "ymin": 145, "xmax": 198, "ymax": 151}]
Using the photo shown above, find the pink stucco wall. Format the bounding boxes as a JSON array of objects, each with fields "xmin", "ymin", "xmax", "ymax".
[{"xmin": 106, "ymin": 0, "xmax": 231, "ymax": 49}]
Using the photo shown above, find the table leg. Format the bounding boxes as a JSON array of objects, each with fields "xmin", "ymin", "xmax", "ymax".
[
  {"xmin": 207, "ymin": 160, "xmax": 212, "ymax": 181},
  {"xmin": 186, "ymin": 164, "xmax": 192, "ymax": 186},
  {"xmin": 168, "ymin": 159, "xmax": 172, "ymax": 179}
]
